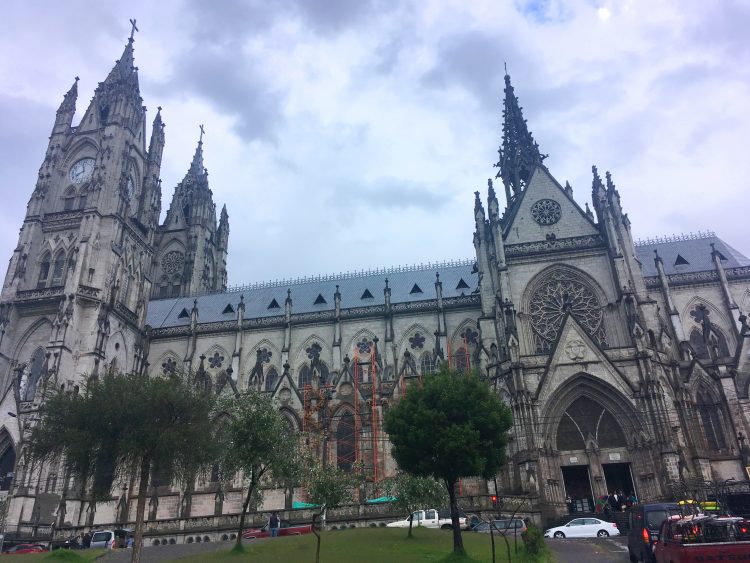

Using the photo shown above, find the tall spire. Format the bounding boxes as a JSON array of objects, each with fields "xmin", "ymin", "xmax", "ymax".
[
  {"xmin": 494, "ymin": 69, "xmax": 546, "ymax": 203},
  {"xmin": 103, "ymin": 36, "xmax": 138, "ymax": 89},
  {"xmin": 57, "ymin": 77, "xmax": 79, "ymax": 116},
  {"xmin": 52, "ymin": 77, "xmax": 79, "ymax": 135},
  {"xmin": 189, "ymin": 125, "xmax": 206, "ymax": 177}
]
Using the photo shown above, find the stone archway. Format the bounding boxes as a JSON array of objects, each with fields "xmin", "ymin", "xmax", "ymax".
[{"xmin": 543, "ymin": 373, "xmax": 653, "ymax": 514}]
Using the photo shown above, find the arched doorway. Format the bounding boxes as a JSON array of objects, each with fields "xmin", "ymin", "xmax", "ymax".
[
  {"xmin": 547, "ymin": 374, "xmax": 644, "ymax": 514},
  {"xmin": 0, "ymin": 428, "xmax": 16, "ymax": 492},
  {"xmin": 556, "ymin": 396, "xmax": 634, "ymax": 513}
]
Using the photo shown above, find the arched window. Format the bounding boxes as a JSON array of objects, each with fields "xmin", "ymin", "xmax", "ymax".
[
  {"xmin": 37, "ymin": 252, "xmax": 51, "ymax": 288},
  {"xmin": 78, "ymin": 190, "xmax": 87, "ymax": 209},
  {"xmin": 690, "ymin": 328, "xmax": 730, "ymax": 359},
  {"xmin": 298, "ymin": 365, "xmax": 312, "ymax": 388},
  {"xmin": 159, "ymin": 276, "xmax": 169, "ymax": 298},
  {"xmin": 24, "ymin": 348, "xmax": 46, "ymax": 401},
  {"xmin": 697, "ymin": 391, "xmax": 726, "ymax": 451},
  {"xmin": 62, "ymin": 187, "xmax": 76, "ymax": 211},
  {"xmin": 419, "ymin": 352, "xmax": 435, "ymax": 375},
  {"xmin": 51, "ymin": 251, "xmax": 66, "ymax": 286},
  {"xmin": 556, "ymin": 396, "xmax": 627, "ymax": 451},
  {"xmin": 336, "ymin": 411, "xmax": 356, "ymax": 472},
  {"xmin": 0, "ymin": 444, "xmax": 16, "ymax": 491},
  {"xmin": 453, "ymin": 347, "xmax": 469, "ymax": 373},
  {"xmin": 265, "ymin": 368, "xmax": 279, "ymax": 392},
  {"xmin": 171, "ymin": 275, "xmax": 181, "ymax": 297}
]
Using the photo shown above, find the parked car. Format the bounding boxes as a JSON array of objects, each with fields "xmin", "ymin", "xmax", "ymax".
[
  {"xmin": 386, "ymin": 508, "xmax": 467, "ymax": 530},
  {"xmin": 473, "ymin": 519, "xmax": 527, "ymax": 536},
  {"xmin": 3, "ymin": 543, "xmax": 46, "ymax": 554},
  {"xmin": 654, "ymin": 514, "xmax": 750, "ymax": 562},
  {"xmin": 628, "ymin": 502, "xmax": 680, "ymax": 562},
  {"xmin": 544, "ymin": 517, "xmax": 619, "ymax": 539},
  {"xmin": 89, "ymin": 529, "xmax": 131, "ymax": 549},
  {"xmin": 242, "ymin": 521, "xmax": 313, "ymax": 539}
]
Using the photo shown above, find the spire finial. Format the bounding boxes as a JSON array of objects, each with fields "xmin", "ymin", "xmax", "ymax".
[
  {"xmin": 129, "ymin": 18, "xmax": 139, "ymax": 41},
  {"xmin": 504, "ymin": 61, "xmax": 508, "ymax": 75},
  {"xmin": 199, "ymin": 123, "xmax": 205, "ymax": 144}
]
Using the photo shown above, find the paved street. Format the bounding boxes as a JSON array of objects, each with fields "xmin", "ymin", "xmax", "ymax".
[{"xmin": 547, "ymin": 536, "xmax": 631, "ymax": 563}]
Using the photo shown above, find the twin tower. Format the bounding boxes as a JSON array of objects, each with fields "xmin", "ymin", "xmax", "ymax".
[{"xmin": 0, "ymin": 33, "xmax": 229, "ymax": 392}]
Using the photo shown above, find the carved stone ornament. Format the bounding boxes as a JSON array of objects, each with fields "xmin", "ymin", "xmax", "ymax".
[
  {"xmin": 161, "ymin": 251, "xmax": 185, "ymax": 275},
  {"xmin": 564, "ymin": 339, "xmax": 586, "ymax": 361},
  {"xmin": 529, "ymin": 269, "xmax": 606, "ymax": 352}
]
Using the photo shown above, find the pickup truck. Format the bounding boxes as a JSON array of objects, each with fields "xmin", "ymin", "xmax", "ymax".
[
  {"xmin": 653, "ymin": 514, "xmax": 750, "ymax": 562},
  {"xmin": 386, "ymin": 508, "xmax": 467, "ymax": 530}
]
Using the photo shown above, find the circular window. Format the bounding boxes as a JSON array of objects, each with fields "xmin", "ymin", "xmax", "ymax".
[
  {"xmin": 161, "ymin": 251, "xmax": 185, "ymax": 275},
  {"xmin": 530, "ymin": 199, "xmax": 561, "ymax": 225}
]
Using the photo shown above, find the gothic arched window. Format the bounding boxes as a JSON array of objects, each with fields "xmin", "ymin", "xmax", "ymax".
[
  {"xmin": 528, "ymin": 268, "xmax": 606, "ymax": 353},
  {"xmin": 697, "ymin": 391, "xmax": 726, "ymax": 451},
  {"xmin": 298, "ymin": 365, "xmax": 312, "ymax": 389},
  {"xmin": 0, "ymin": 445, "xmax": 16, "ymax": 491},
  {"xmin": 420, "ymin": 352, "xmax": 436, "ymax": 375},
  {"xmin": 689, "ymin": 328, "xmax": 730, "ymax": 359},
  {"xmin": 62, "ymin": 187, "xmax": 76, "ymax": 211},
  {"xmin": 24, "ymin": 348, "xmax": 46, "ymax": 402},
  {"xmin": 556, "ymin": 396, "xmax": 627, "ymax": 450},
  {"xmin": 453, "ymin": 347, "xmax": 469, "ymax": 373},
  {"xmin": 51, "ymin": 251, "xmax": 66, "ymax": 286},
  {"xmin": 336, "ymin": 411, "xmax": 356, "ymax": 472},
  {"xmin": 265, "ymin": 368, "xmax": 279, "ymax": 392},
  {"xmin": 37, "ymin": 252, "xmax": 51, "ymax": 288}
]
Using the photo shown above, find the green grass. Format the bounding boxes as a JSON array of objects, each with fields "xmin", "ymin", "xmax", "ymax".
[
  {"xmin": 176, "ymin": 527, "xmax": 552, "ymax": 562},
  {"xmin": 2, "ymin": 549, "xmax": 106, "ymax": 562}
]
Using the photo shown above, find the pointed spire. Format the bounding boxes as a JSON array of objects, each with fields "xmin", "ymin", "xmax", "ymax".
[
  {"xmin": 495, "ymin": 69, "xmax": 547, "ymax": 202},
  {"xmin": 486, "ymin": 178, "xmax": 499, "ymax": 221},
  {"xmin": 57, "ymin": 77, "xmax": 79, "ymax": 116},
  {"xmin": 104, "ymin": 36, "xmax": 138, "ymax": 87},
  {"xmin": 189, "ymin": 127, "xmax": 205, "ymax": 177},
  {"xmin": 591, "ymin": 165, "xmax": 606, "ymax": 217},
  {"xmin": 220, "ymin": 203, "xmax": 229, "ymax": 223}
]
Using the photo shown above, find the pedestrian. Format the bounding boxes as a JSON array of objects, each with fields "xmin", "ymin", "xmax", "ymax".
[
  {"xmin": 82, "ymin": 532, "xmax": 92, "ymax": 549},
  {"xmin": 269, "ymin": 512, "xmax": 280, "ymax": 538},
  {"xmin": 565, "ymin": 495, "xmax": 573, "ymax": 514}
]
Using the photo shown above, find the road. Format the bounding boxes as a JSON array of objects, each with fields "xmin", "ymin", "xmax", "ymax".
[{"xmin": 547, "ymin": 536, "xmax": 631, "ymax": 562}]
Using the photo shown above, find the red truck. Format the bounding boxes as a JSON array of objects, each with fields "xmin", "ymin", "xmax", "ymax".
[{"xmin": 653, "ymin": 514, "xmax": 750, "ymax": 562}]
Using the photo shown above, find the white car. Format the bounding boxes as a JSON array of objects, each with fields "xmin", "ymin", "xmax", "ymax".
[{"xmin": 544, "ymin": 517, "xmax": 620, "ymax": 539}]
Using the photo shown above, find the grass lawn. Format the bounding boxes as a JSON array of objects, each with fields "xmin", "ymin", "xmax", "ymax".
[
  {"xmin": 1, "ymin": 549, "xmax": 106, "ymax": 562},
  {"xmin": 177, "ymin": 527, "xmax": 551, "ymax": 562}
]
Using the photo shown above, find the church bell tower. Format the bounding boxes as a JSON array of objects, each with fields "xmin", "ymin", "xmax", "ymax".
[{"xmin": 0, "ymin": 25, "xmax": 164, "ymax": 404}]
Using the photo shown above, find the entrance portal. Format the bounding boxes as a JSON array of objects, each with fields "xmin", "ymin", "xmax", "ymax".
[
  {"xmin": 603, "ymin": 462, "xmax": 635, "ymax": 501},
  {"xmin": 561, "ymin": 465, "xmax": 593, "ymax": 513}
]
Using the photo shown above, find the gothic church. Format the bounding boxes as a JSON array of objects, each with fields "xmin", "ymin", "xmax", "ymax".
[{"xmin": 1, "ymin": 31, "xmax": 750, "ymax": 536}]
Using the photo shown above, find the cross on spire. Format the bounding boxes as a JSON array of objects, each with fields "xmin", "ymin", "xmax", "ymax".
[
  {"xmin": 129, "ymin": 18, "xmax": 139, "ymax": 40},
  {"xmin": 199, "ymin": 124, "xmax": 205, "ymax": 143}
]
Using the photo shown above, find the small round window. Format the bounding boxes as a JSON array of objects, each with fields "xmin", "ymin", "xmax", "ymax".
[{"xmin": 531, "ymin": 199, "xmax": 561, "ymax": 225}]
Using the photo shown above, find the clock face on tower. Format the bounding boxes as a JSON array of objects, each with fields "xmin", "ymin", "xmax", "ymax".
[{"xmin": 69, "ymin": 158, "xmax": 95, "ymax": 184}]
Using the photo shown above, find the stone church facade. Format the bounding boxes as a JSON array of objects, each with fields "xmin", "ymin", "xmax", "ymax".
[{"xmin": 1, "ymin": 32, "xmax": 750, "ymax": 535}]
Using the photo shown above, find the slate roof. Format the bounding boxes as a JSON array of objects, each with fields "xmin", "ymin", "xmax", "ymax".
[
  {"xmin": 634, "ymin": 233, "xmax": 750, "ymax": 277},
  {"xmin": 146, "ymin": 260, "xmax": 478, "ymax": 329}
]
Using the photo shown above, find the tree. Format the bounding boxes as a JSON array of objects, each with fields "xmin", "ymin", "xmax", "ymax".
[
  {"xmin": 384, "ymin": 366, "xmax": 513, "ymax": 554},
  {"xmin": 217, "ymin": 391, "xmax": 300, "ymax": 550},
  {"xmin": 26, "ymin": 371, "xmax": 218, "ymax": 563},
  {"xmin": 382, "ymin": 472, "xmax": 447, "ymax": 538}
]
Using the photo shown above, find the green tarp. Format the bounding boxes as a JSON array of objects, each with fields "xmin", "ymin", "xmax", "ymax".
[
  {"xmin": 365, "ymin": 496, "xmax": 396, "ymax": 504},
  {"xmin": 292, "ymin": 501, "xmax": 321, "ymax": 509}
]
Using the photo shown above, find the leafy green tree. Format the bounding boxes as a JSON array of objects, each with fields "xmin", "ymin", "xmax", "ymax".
[
  {"xmin": 384, "ymin": 366, "xmax": 513, "ymax": 554},
  {"xmin": 217, "ymin": 391, "xmax": 301, "ymax": 549},
  {"xmin": 382, "ymin": 472, "xmax": 447, "ymax": 538},
  {"xmin": 303, "ymin": 458, "xmax": 361, "ymax": 510},
  {"xmin": 26, "ymin": 371, "xmax": 218, "ymax": 563}
]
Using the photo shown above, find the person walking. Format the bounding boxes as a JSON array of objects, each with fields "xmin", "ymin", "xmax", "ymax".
[
  {"xmin": 269, "ymin": 512, "xmax": 280, "ymax": 538},
  {"xmin": 565, "ymin": 495, "xmax": 573, "ymax": 514}
]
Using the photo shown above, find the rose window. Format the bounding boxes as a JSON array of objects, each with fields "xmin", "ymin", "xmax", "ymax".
[
  {"xmin": 408, "ymin": 332, "xmax": 425, "ymax": 349},
  {"xmin": 161, "ymin": 251, "xmax": 185, "ymax": 275},
  {"xmin": 529, "ymin": 270, "xmax": 606, "ymax": 352},
  {"xmin": 530, "ymin": 199, "xmax": 561, "ymax": 225}
]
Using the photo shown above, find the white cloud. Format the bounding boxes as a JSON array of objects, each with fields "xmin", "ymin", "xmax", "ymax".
[{"xmin": 0, "ymin": 0, "xmax": 748, "ymax": 285}]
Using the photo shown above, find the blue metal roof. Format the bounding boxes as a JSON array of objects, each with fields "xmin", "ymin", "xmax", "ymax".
[
  {"xmin": 146, "ymin": 260, "xmax": 478, "ymax": 329},
  {"xmin": 635, "ymin": 234, "xmax": 750, "ymax": 277}
]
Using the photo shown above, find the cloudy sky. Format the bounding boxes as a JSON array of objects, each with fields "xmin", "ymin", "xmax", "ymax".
[{"xmin": 1, "ymin": 0, "xmax": 748, "ymax": 286}]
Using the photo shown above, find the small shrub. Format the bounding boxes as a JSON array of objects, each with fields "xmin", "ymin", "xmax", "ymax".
[
  {"xmin": 369, "ymin": 522, "xmax": 377, "ymax": 527},
  {"xmin": 521, "ymin": 522, "xmax": 546, "ymax": 556}
]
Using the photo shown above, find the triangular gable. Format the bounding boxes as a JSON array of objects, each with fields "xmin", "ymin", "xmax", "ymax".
[
  {"xmin": 361, "ymin": 289, "xmax": 374, "ymax": 300},
  {"xmin": 314, "ymin": 294, "xmax": 327, "ymax": 305},
  {"xmin": 535, "ymin": 314, "xmax": 636, "ymax": 406},
  {"xmin": 410, "ymin": 284, "xmax": 423, "ymax": 294},
  {"xmin": 502, "ymin": 167, "xmax": 599, "ymax": 245},
  {"xmin": 272, "ymin": 367, "xmax": 304, "ymax": 405},
  {"xmin": 456, "ymin": 278, "xmax": 470, "ymax": 290},
  {"xmin": 268, "ymin": 298, "xmax": 280, "ymax": 309}
]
